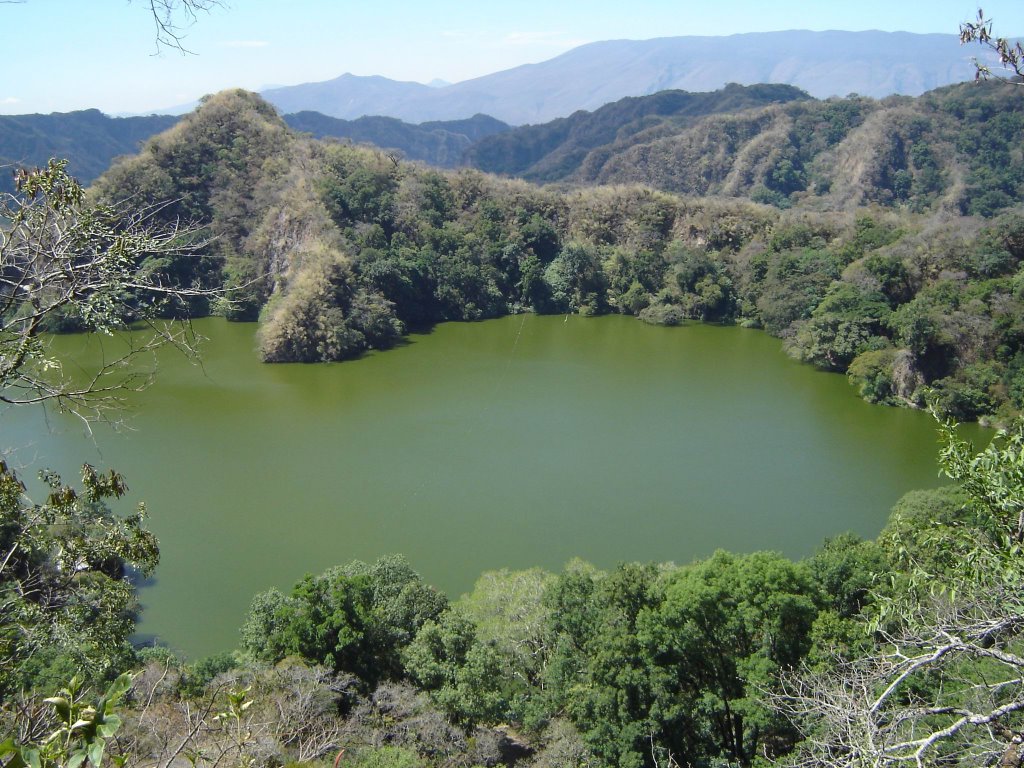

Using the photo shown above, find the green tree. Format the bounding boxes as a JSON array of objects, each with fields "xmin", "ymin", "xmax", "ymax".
[
  {"xmin": 540, "ymin": 242, "xmax": 608, "ymax": 315},
  {"xmin": 0, "ymin": 464, "xmax": 158, "ymax": 697},
  {"xmin": 642, "ymin": 551, "xmax": 818, "ymax": 766},
  {"xmin": 241, "ymin": 556, "xmax": 447, "ymax": 689},
  {"xmin": 779, "ymin": 417, "xmax": 1024, "ymax": 768},
  {"xmin": 402, "ymin": 609, "xmax": 507, "ymax": 724},
  {"xmin": 557, "ymin": 563, "xmax": 666, "ymax": 768},
  {"xmin": 788, "ymin": 283, "xmax": 891, "ymax": 371}
]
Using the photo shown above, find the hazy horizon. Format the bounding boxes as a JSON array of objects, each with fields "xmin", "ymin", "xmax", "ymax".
[{"xmin": 2, "ymin": 0, "xmax": 1022, "ymax": 116}]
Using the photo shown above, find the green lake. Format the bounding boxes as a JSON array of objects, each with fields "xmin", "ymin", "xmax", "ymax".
[{"xmin": 1, "ymin": 315, "xmax": 987, "ymax": 658}]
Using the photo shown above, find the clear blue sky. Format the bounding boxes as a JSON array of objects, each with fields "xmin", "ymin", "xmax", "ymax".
[{"xmin": 3, "ymin": 0, "xmax": 1023, "ymax": 115}]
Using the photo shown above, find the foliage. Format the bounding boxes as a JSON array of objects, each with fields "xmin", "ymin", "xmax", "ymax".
[
  {"xmin": 0, "ymin": 463, "xmax": 158, "ymax": 697},
  {"xmin": 0, "ymin": 160, "xmax": 209, "ymax": 419},
  {"xmin": 401, "ymin": 610, "xmax": 506, "ymax": 725},
  {"xmin": 960, "ymin": 9, "xmax": 1024, "ymax": 83},
  {"xmin": 0, "ymin": 672, "xmax": 131, "ymax": 768},
  {"xmin": 778, "ymin": 418, "xmax": 1024, "ymax": 768},
  {"xmin": 257, "ymin": 247, "xmax": 402, "ymax": 363},
  {"xmin": 241, "ymin": 556, "xmax": 447, "ymax": 689},
  {"xmin": 847, "ymin": 347, "xmax": 899, "ymax": 403},
  {"xmin": 787, "ymin": 283, "xmax": 891, "ymax": 371},
  {"xmin": 639, "ymin": 552, "xmax": 818, "ymax": 766}
]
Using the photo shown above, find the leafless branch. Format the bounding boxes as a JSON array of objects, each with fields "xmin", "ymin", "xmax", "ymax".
[
  {"xmin": 773, "ymin": 588, "xmax": 1024, "ymax": 768},
  {"xmin": 139, "ymin": 0, "xmax": 225, "ymax": 54}
]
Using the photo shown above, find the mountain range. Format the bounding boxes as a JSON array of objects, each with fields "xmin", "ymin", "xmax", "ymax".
[
  {"xmin": 0, "ymin": 29, "xmax": 1008, "ymax": 198},
  {"xmin": 0, "ymin": 109, "xmax": 179, "ymax": 191},
  {"xmin": 0, "ymin": 82, "xmax": 811, "ymax": 191},
  {"xmin": 0, "ymin": 110, "xmax": 511, "ymax": 193},
  {"xmin": 260, "ymin": 30, "xmax": 991, "ymax": 124}
]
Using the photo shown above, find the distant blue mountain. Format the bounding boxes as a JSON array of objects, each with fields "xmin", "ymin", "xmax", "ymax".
[{"xmin": 260, "ymin": 30, "xmax": 992, "ymax": 124}]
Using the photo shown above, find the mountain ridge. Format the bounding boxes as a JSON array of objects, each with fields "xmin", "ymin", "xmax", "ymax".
[{"xmin": 258, "ymin": 30, "xmax": 992, "ymax": 124}]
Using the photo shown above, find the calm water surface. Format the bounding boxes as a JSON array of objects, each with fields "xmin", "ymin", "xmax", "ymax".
[{"xmin": 2, "ymin": 316, "xmax": 987, "ymax": 657}]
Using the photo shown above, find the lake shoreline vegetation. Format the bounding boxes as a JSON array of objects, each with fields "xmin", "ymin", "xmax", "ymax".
[
  {"xmin": 79, "ymin": 80, "xmax": 1024, "ymax": 427},
  {"xmin": 1, "ymin": 427, "xmax": 1021, "ymax": 768},
  {"xmin": 6, "ymin": 30, "xmax": 1024, "ymax": 767}
]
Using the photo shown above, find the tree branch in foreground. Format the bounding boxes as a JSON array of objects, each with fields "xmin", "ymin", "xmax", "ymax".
[{"xmin": 1, "ymin": 159, "xmax": 217, "ymax": 423}]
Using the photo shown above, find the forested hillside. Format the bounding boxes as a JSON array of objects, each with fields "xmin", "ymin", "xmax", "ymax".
[
  {"xmin": 7, "ymin": 76, "xmax": 1024, "ymax": 768},
  {"xmin": 0, "ymin": 109, "xmax": 179, "ymax": 193},
  {"xmin": 0, "ymin": 109, "xmax": 508, "ymax": 191},
  {"xmin": 463, "ymin": 83, "xmax": 810, "ymax": 181},
  {"xmin": 76, "ymin": 88, "xmax": 1024, "ymax": 425},
  {"xmin": 12, "ymin": 80, "xmax": 1023, "ymax": 223},
  {"xmin": 466, "ymin": 80, "xmax": 1024, "ymax": 220}
]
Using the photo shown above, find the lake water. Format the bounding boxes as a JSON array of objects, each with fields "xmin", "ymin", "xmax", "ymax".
[{"xmin": 1, "ymin": 315, "xmax": 986, "ymax": 658}]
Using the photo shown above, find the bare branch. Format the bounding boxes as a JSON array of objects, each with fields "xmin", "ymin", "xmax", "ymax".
[
  {"xmin": 773, "ymin": 588, "xmax": 1024, "ymax": 768},
  {"xmin": 140, "ymin": 0, "xmax": 225, "ymax": 54}
]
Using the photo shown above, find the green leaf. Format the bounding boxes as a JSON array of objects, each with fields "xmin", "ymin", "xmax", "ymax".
[
  {"xmin": 23, "ymin": 747, "xmax": 41, "ymax": 768},
  {"xmin": 43, "ymin": 695, "xmax": 72, "ymax": 722},
  {"xmin": 88, "ymin": 739, "xmax": 106, "ymax": 768},
  {"xmin": 103, "ymin": 673, "xmax": 132, "ymax": 708},
  {"xmin": 97, "ymin": 714, "xmax": 121, "ymax": 738},
  {"xmin": 0, "ymin": 741, "xmax": 27, "ymax": 768},
  {"xmin": 68, "ymin": 752, "xmax": 87, "ymax": 768}
]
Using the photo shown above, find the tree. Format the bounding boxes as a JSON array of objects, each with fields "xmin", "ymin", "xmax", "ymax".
[
  {"xmin": 0, "ymin": 158, "xmax": 217, "ymax": 700},
  {"xmin": 1, "ymin": 159, "xmax": 210, "ymax": 421},
  {"xmin": 459, "ymin": 568, "xmax": 555, "ymax": 691},
  {"xmin": 402, "ymin": 609, "xmax": 507, "ymax": 724},
  {"xmin": 560, "ymin": 562, "xmax": 664, "ymax": 768},
  {"xmin": 776, "ymin": 417, "xmax": 1024, "ymax": 768},
  {"xmin": 241, "ymin": 556, "xmax": 448, "ymax": 689},
  {"xmin": 642, "ymin": 551, "xmax": 818, "ymax": 766},
  {"xmin": 0, "ymin": 463, "xmax": 158, "ymax": 697},
  {"xmin": 0, "ymin": 0, "xmax": 224, "ymax": 759}
]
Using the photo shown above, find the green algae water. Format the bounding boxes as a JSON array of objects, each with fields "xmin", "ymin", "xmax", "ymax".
[{"xmin": 1, "ymin": 315, "xmax": 987, "ymax": 657}]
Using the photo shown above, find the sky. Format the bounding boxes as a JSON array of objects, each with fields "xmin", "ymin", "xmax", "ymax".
[{"xmin": 3, "ymin": 0, "xmax": 1023, "ymax": 116}]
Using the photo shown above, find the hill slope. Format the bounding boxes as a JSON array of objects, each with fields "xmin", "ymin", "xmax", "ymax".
[
  {"xmin": 284, "ymin": 112, "xmax": 510, "ymax": 167},
  {"xmin": 0, "ymin": 109, "xmax": 178, "ymax": 192},
  {"xmin": 567, "ymin": 81, "xmax": 1024, "ymax": 217},
  {"xmin": 0, "ymin": 109, "xmax": 511, "ymax": 188},
  {"xmin": 86, "ymin": 88, "xmax": 1024, "ymax": 425},
  {"xmin": 464, "ymin": 83, "xmax": 811, "ymax": 181}
]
